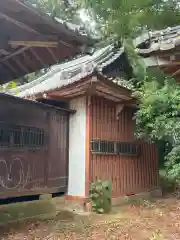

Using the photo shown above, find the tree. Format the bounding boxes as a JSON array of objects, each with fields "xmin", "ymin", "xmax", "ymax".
[
  {"xmin": 82, "ymin": 0, "xmax": 180, "ymax": 80},
  {"xmin": 81, "ymin": 0, "xmax": 180, "ymax": 89},
  {"xmin": 134, "ymin": 71, "xmax": 180, "ymax": 143},
  {"xmin": 83, "ymin": 0, "xmax": 180, "ymax": 39},
  {"xmin": 134, "ymin": 70, "xmax": 180, "ymax": 180},
  {"xmin": 32, "ymin": 0, "xmax": 80, "ymax": 22},
  {"xmin": 28, "ymin": 0, "xmax": 100, "ymax": 38}
]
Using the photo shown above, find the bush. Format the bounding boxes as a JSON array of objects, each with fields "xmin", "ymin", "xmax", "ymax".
[
  {"xmin": 89, "ymin": 180, "xmax": 112, "ymax": 214},
  {"xmin": 159, "ymin": 170, "xmax": 177, "ymax": 194}
]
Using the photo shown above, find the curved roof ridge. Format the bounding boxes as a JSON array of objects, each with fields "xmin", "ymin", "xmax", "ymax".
[
  {"xmin": 9, "ymin": 44, "xmax": 116, "ymax": 95},
  {"xmin": 134, "ymin": 25, "xmax": 180, "ymax": 48}
]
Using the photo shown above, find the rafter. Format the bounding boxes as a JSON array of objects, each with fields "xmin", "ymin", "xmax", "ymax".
[
  {"xmin": 3, "ymin": 61, "xmax": 17, "ymax": 74},
  {"xmin": 172, "ymin": 68, "xmax": 180, "ymax": 77},
  {"xmin": 46, "ymin": 47, "xmax": 58, "ymax": 62},
  {"xmin": 29, "ymin": 48, "xmax": 46, "ymax": 68},
  {"xmin": 0, "ymin": 12, "xmax": 39, "ymax": 35},
  {"xmin": 0, "ymin": 49, "xmax": 10, "ymax": 55},
  {"xmin": 0, "ymin": 12, "xmax": 73, "ymax": 50},
  {"xmin": 1, "ymin": 46, "xmax": 29, "ymax": 62},
  {"xmin": 0, "ymin": 12, "xmax": 73, "ymax": 49},
  {"xmin": 168, "ymin": 61, "xmax": 180, "ymax": 66},
  {"xmin": 22, "ymin": 50, "xmax": 34, "ymax": 72},
  {"xmin": 12, "ymin": 57, "xmax": 29, "ymax": 74}
]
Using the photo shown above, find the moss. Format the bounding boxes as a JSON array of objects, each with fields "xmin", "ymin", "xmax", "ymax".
[
  {"xmin": 0, "ymin": 200, "xmax": 56, "ymax": 226},
  {"xmin": 39, "ymin": 194, "xmax": 52, "ymax": 200}
]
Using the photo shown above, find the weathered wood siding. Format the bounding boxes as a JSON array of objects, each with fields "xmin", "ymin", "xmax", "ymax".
[
  {"xmin": 0, "ymin": 94, "xmax": 69, "ymax": 198},
  {"xmin": 89, "ymin": 96, "xmax": 159, "ymax": 197}
]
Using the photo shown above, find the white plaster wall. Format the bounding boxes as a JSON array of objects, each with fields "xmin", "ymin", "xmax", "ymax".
[{"xmin": 68, "ymin": 96, "xmax": 86, "ymax": 197}]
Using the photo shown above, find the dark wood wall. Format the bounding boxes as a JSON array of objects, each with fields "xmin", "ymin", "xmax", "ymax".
[{"xmin": 0, "ymin": 94, "xmax": 69, "ymax": 198}]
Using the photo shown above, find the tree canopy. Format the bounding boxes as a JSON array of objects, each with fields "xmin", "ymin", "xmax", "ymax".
[
  {"xmin": 29, "ymin": 0, "xmax": 80, "ymax": 22},
  {"xmin": 83, "ymin": 0, "xmax": 180, "ymax": 38}
]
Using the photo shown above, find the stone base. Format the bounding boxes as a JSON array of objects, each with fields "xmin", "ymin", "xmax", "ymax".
[
  {"xmin": 112, "ymin": 188, "xmax": 162, "ymax": 206},
  {"xmin": 53, "ymin": 188, "xmax": 162, "ymax": 212}
]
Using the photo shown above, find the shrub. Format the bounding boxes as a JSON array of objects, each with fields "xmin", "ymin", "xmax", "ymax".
[
  {"xmin": 159, "ymin": 170, "xmax": 177, "ymax": 194},
  {"xmin": 89, "ymin": 180, "xmax": 112, "ymax": 214}
]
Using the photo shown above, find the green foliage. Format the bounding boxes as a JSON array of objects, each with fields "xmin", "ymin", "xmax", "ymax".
[
  {"xmin": 134, "ymin": 71, "xmax": 180, "ymax": 182},
  {"xmin": 165, "ymin": 146, "xmax": 180, "ymax": 181},
  {"xmin": 134, "ymin": 72, "xmax": 180, "ymax": 142},
  {"xmin": 89, "ymin": 180, "xmax": 112, "ymax": 214},
  {"xmin": 34, "ymin": 0, "xmax": 80, "ymax": 21},
  {"xmin": 0, "ymin": 81, "xmax": 17, "ymax": 92},
  {"xmin": 157, "ymin": 140, "xmax": 172, "ymax": 169},
  {"xmin": 83, "ymin": 0, "xmax": 180, "ymax": 38},
  {"xmin": 159, "ymin": 170, "xmax": 177, "ymax": 194},
  {"xmin": 28, "ymin": 0, "xmax": 100, "ymax": 38}
]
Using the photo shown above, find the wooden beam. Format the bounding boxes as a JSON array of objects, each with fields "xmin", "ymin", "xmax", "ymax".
[
  {"xmin": 22, "ymin": 50, "xmax": 34, "ymax": 71},
  {"xmin": 9, "ymin": 40, "xmax": 59, "ymax": 48},
  {"xmin": 29, "ymin": 48, "xmax": 46, "ymax": 68},
  {"xmin": 172, "ymin": 68, "xmax": 180, "ymax": 77},
  {"xmin": 48, "ymin": 83, "xmax": 90, "ymax": 97},
  {"xmin": 0, "ymin": 12, "xmax": 39, "ymax": 35},
  {"xmin": 96, "ymin": 83, "xmax": 131, "ymax": 100},
  {"xmin": 95, "ymin": 90, "xmax": 120, "ymax": 102},
  {"xmin": 0, "ymin": 12, "xmax": 74, "ymax": 50},
  {"xmin": 1, "ymin": 46, "xmax": 28, "ymax": 62},
  {"xmin": 0, "ymin": 12, "xmax": 74, "ymax": 49},
  {"xmin": 152, "ymin": 51, "xmax": 180, "ymax": 58},
  {"xmin": 0, "ymin": 49, "xmax": 10, "ymax": 55},
  {"xmin": 46, "ymin": 47, "xmax": 58, "ymax": 62},
  {"xmin": 116, "ymin": 104, "xmax": 124, "ymax": 120},
  {"xmin": 118, "ymin": 99, "xmax": 137, "ymax": 105},
  {"xmin": 148, "ymin": 61, "xmax": 180, "ymax": 68},
  {"xmin": 3, "ymin": 34, "xmax": 58, "ymax": 42},
  {"xmin": 12, "ymin": 57, "xmax": 29, "ymax": 74},
  {"xmin": 167, "ymin": 61, "xmax": 180, "ymax": 66},
  {"xmin": 11, "ymin": 0, "xmax": 88, "ymax": 46},
  {"xmin": 3, "ymin": 61, "xmax": 17, "ymax": 74}
]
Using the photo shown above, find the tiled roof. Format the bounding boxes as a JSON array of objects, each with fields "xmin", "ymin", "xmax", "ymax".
[
  {"xmin": 135, "ymin": 25, "xmax": 180, "ymax": 55},
  {"xmin": 9, "ymin": 45, "xmax": 124, "ymax": 97}
]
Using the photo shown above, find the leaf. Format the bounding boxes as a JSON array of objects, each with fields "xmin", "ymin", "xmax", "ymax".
[{"xmin": 97, "ymin": 208, "xmax": 104, "ymax": 213}]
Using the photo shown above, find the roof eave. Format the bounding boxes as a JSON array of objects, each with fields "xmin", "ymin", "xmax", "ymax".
[{"xmin": 37, "ymin": 72, "xmax": 133, "ymax": 102}]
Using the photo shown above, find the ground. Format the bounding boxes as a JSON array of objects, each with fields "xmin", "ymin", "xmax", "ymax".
[{"xmin": 1, "ymin": 195, "xmax": 180, "ymax": 240}]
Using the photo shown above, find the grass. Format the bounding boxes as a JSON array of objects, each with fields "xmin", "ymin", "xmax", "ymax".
[{"xmin": 1, "ymin": 195, "xmax": 180, "ymax": 239}]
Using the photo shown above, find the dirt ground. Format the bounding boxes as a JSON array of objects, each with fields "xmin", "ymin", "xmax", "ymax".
[{"xmin": 1, "ymin": 195, "xmax": 180, "ymax": 240}]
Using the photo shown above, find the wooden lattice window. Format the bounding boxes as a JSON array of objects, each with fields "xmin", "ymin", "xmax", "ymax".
[
  {"xmin": 0, "ymin": 123, "xmax": 45, "ymax": 151},
  {"xmin": 91, "ymin": 139, "xmax": 139, "ymax": 156},
  {"xmin": 91, "ymin": 139, "xmax": 116, "ymax": 155},
  {"xmin": 21, "ymin": 126, "xmax": 45, "ymax": 149},
  {"xmin": 116, "ymin": 142, "xmax": 138, "ymax": 156},
  {"xmin": 0, "ymin": 125, "xmax": 10, "ymax": 149}
]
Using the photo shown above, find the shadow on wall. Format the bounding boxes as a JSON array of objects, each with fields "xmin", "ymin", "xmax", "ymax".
[{"xmin": 37, "ymin": 99, "xmax": 69, "ymax": 109}]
